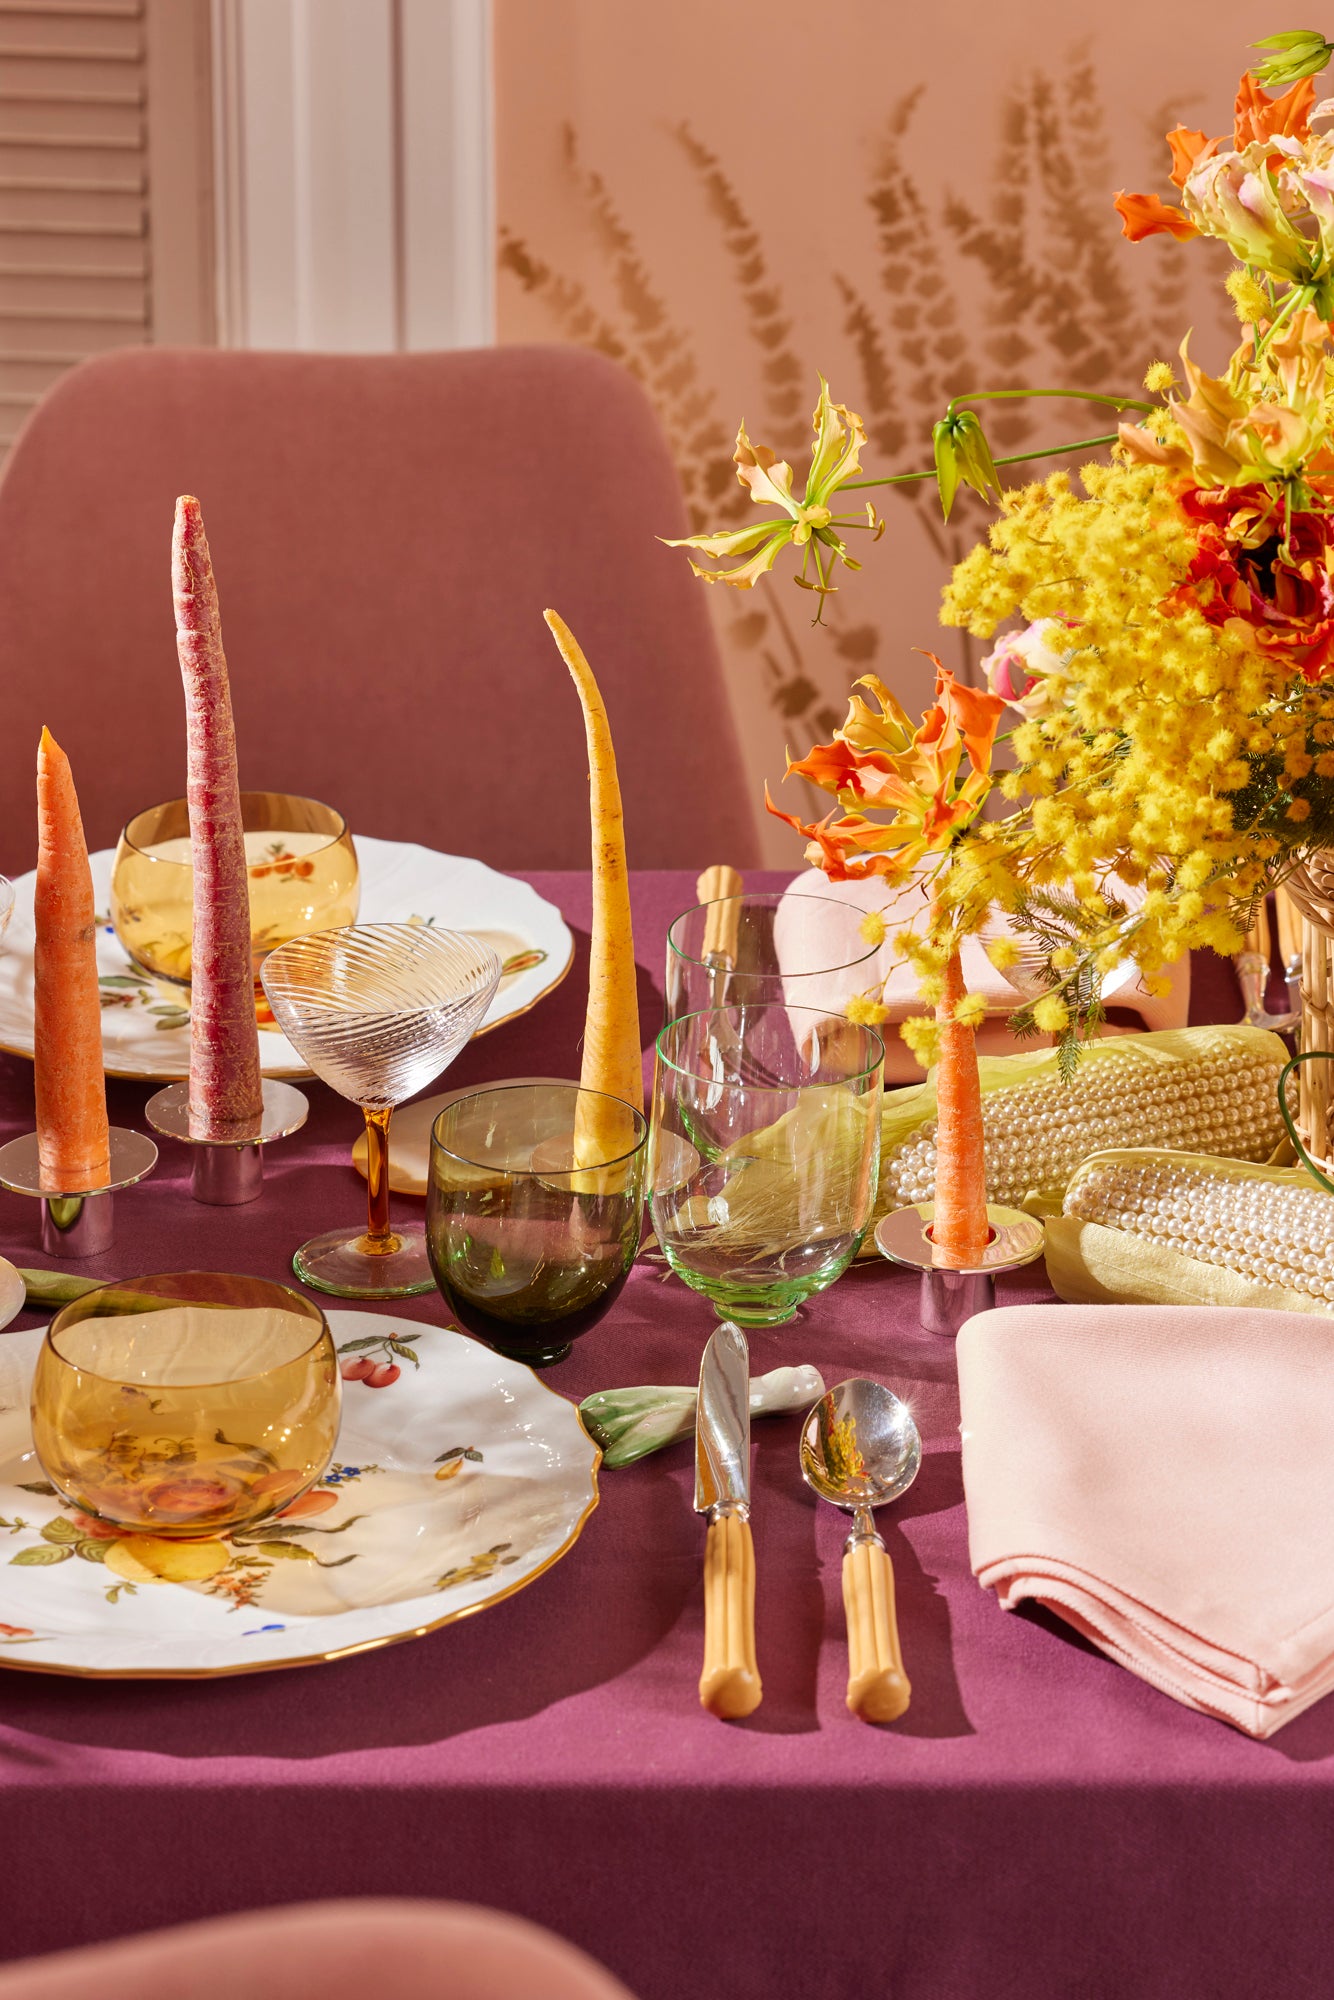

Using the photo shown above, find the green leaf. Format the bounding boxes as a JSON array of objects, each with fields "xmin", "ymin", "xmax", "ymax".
[
  {"xmin": 464, "ymin": 1449, "xmax": 483, "ymax": 1462},
  {"xmin": 98, "ymin": 975, "xmax": 147, "ymax": 989},
  {"xmin": 305, "ymin": 1513, "xmax": 365, "ymax": 1536},
  {"xmin": 40, "ymin": 1517, "xmax": 82, "ymax": 1544},
  {"xmin": 75, "ymin": 1539, "xmax": 110, "ymax": 1563},
  {"xmin": 336, "ymin": 1335, "xmax": 385, "ymax": 1354},
  {"xmin": 17, "ymin": 1481, "xmax": 57, "ymax": 1496},
  {"xmin": 155, "ymin": 1013, "xmax": 190, "ymax": 1031},
  {"xmin": 313, "ymin": 1553, "xmax": 358, "ymax": 1568},
  {"xmin": 12, "ymin": 1544, "xmax": 72, "ymax": 1565},
  {"xmin": 388, "ymin": 1339, "xmax": 420, "ymax": 1365},
  {"xmin": 256, "ymin": 1540, "xmax": 319, "ymax": 1561}
]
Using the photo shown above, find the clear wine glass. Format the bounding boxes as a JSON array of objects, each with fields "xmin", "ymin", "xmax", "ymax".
[
  {"xmin": 261, "ymin": 923, "xmax": 501, "ymax": 1299},
  {"xmin": 649, "ymin": 1003, "xmax": 884, "ymax": 1325}
]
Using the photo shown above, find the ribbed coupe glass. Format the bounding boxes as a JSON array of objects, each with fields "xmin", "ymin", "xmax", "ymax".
[
  {"xmin": 649, "ymin": 1003, "xmax": 884, "ymax": 1324},
  {"xmin": 261, "ymin": 924, "xmax": 501, "ymax": 1299},
  {"xmin": 33, "ymin": 1271, "xmax": 338, "ymax": 1539}
]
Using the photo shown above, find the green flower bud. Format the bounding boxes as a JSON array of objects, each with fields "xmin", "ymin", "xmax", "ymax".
[
  {"xmin": 932, "ymin": 417, "xmax": 962, "ymax": 521},
  {"xmin": 933, "ymin": 410, "xmax": 1001, "ymax": 521},
  {"xmin": 1251, "ymin": 29, "xmax": 1334, "ymax": 87}
]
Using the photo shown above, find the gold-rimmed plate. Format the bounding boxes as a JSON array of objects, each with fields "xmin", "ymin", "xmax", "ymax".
[
  {"xmin": 0, "ymin": 1311, "xmax": 599, "ymax": 1678},
  {"xmin": 0, "ymin": 838, "xmax": 573, "ymax": 1081}
]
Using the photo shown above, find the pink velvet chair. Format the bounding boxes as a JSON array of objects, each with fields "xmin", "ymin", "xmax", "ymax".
[
  {"xmin": 0, "ymin": 1899, "xmax": 637, "ymax": 2000},
  {"xmin": 0, "ymin": 346, "xmax": 761, "ymax": 874}
]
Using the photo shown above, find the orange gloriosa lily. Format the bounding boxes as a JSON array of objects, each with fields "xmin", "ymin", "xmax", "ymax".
[
  {"xmin": 1114, "ymin": 70, "xmax": 1318, "ymax": 244},
  {"xmin": 765, "ymin": 658, "xmax": 1006, "ymax": 884}
]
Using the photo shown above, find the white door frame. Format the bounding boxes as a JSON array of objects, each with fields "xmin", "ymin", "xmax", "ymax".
[{"xmin": 211, "ymin": 0, "xmax": 493, "ymax": 351}]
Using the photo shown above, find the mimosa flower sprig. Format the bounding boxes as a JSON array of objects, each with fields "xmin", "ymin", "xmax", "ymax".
[{"xmin": 668, "ymin": 29, "xmax": 1334, "ymax": 1069}]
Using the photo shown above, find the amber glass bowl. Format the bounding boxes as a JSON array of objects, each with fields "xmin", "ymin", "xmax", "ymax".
[
  {"xmin": 110, "ymin": 791, "xmax": 359, "ymax": 990},
  {"xmin": 32, "ymin": 1272, "xmax": 340, "ymax": 1539}
]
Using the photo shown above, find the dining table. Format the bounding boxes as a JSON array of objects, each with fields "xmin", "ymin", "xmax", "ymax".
[{"xmin": 0, "ymin": 866, "xmax": 1328, "ymax": 2000}]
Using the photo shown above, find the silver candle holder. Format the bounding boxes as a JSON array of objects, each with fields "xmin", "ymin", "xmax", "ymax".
[
  {"xmin": 145, "ymin": 1078, "xmax": 309, "ymax": 1206},
  {"xmin": 0, "ymin": 1127, "xmax": 158, "ymax": 1257},
  {"xmin": 874, "ymin": 1202, "xmax": 1046, "ymax": 1338}
]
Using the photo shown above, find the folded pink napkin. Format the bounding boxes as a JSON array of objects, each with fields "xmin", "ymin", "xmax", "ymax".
[
  {"xmin": 776, "ymin": 871, "xmax": 1190, "ymax": 1082},
  {"xmin": 957, "ymin": 1302, "xmax": 1334, "ymax": 1736}
]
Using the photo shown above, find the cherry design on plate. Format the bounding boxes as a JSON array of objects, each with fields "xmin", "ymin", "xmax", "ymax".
[{"xmin": 336, "ymin": 1330, "xmax": 419, "ymax": 1386}]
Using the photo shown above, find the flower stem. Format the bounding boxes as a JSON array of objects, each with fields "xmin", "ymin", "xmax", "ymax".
[
  {"xmin": 843, "ymin": 433, "xmax": 1123, "ymax": 494},
  {"xmin": 945, "ymin": 387, "xmax": 1156, "ymax": 417},
  {"xmin": 1252, "ymin": 283, "xmax": 1314, "ymax": 361}
]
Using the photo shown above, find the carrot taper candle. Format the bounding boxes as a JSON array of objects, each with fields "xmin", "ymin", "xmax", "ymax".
[
  {"xmin": 172, "ymin": 494, "xmax": 263, "ymax": 1139},
  {"xmin": 33, "ymin": 727, "xmax": 111, "ymax": 1192}
]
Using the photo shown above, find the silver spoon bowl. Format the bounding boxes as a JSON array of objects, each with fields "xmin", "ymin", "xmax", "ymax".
[{"xmin": 801, "ymin": 1376, "xmax": 921, "ymax": 1723}]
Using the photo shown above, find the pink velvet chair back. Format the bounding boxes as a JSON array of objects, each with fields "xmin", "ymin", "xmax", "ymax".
[
  {"xmin": 0, "ymin": 346, "xmax": 761, "ymax": 874},
  {"xmin": 0, "ymin": 1898, "xmax": 638, "ymax": 1999}
]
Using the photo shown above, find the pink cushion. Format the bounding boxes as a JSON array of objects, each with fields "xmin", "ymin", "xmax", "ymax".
[
  {"xmin": 0, "ymin": 346, "xmax": 760, "ymax": 875},
  {"xmin": 0, "ymin": 1898, "xmax": 637, "ymax": 2000}
]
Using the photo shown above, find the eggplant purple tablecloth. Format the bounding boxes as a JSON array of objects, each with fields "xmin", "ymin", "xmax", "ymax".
[{"xmin": 0, "ymin": 871, "xmax": 1327, "ymax": 2000}]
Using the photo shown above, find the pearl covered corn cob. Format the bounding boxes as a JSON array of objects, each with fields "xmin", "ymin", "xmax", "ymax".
[
  {"xmin": 1057, "ymin": 1150, "xmax": 1334, "ymax": 1311},
  {"xmin": 1065, "ymin": 1153, "xmax": 1334, "ymax": 1303},
  {"xmin": 877, "ymin": 1025, "xmax": 1291, "ymax": 1218}
]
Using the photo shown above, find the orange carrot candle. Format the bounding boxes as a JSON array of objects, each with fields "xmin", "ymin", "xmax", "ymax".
[
  {"xmin": 172, "ymin": 495, "xmax": 263, "ymax": 1140},
  {"xmin": 33, "ymin": 728, "xmax": 110, "ymax": 1192},
  {"xmin": 932, "ymin": 945, "xmax": 989, "ymax": 1268}
]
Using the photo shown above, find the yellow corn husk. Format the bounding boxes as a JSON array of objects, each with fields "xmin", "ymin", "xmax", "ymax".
[
  {"xmin": 878, "ymin": 1025, "xmax": 1292, "ymax": 1220},
  {"xmin": 1047, "ymin": 1148, "xmax": 1334, "ymax": 1315}
]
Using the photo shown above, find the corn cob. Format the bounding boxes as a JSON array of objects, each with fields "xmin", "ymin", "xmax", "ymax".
[
  {"xmin": 878, "ymin": 1025, "xmax": 1292, "ymax": 1219},
  {"xmin": 1057, "ymin": 1149, "xmax": 1334, "ymax": 1310}
]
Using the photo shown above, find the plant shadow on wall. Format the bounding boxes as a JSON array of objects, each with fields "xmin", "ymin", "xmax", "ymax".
[{"xmin": 499, "ymin": 53, "xmax": 1229, "ymax": 758}]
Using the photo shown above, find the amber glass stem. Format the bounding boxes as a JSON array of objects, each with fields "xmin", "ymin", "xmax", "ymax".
[{"xmin": 362, "ymin": 1106, "xmax": 396, "ymax": 1253}]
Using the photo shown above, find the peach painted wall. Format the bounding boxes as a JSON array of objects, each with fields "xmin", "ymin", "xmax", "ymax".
[{"xmin": 496, "ymin": 0, "xmax": 1274, "ymax": 860}]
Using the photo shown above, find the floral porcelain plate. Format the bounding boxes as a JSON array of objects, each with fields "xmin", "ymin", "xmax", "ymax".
[
  {"xmin": 0, "ymin": 1311, "xmax": 599, "ymax": 1678},
  {"xmin": 0, "ymin": 838, "xmax": 573, "ymax": 1082}
]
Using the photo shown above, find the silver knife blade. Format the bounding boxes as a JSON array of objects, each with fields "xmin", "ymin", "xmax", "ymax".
[{"xmin": 694, "ymin": 1320, "xmax": 751, "ymax": 1516}]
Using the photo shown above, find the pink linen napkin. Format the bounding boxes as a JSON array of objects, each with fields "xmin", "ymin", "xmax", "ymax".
[
  {"xmin": 775, "ymin": 872, "xmax": 1190, "ymax": 1082},
  {"xmin": 956, "ymin": 1302, "xmax": 1334, "ymax": 1737}
]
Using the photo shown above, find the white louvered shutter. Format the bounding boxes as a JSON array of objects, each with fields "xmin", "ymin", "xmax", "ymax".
[{"xmin": 0, "ymin": 0, "xmax": 213, "ymax": 466}]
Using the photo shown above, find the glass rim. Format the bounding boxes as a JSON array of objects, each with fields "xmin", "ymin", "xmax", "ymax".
[
  {"xmin": 46, "ymin": 1270, "xmax": 331, "ymax": 1387},
  {"xmin": 655, "ymin": 1003, "xmax": 885, "ymax": 1091},
  {"xmin": 260, "ymin": 921, "xmax": 502, "ymax": 999},
  {"xmin": 666, "ymin": 888, "xmax": 881, "ymax": 976},
  {"xmin": 120, "ymin": 791, "xmax": 350, "ymax": 864},
  {"xmin": 430, "ymin": 1081, "xmax": 649, "ymax": 1175}
]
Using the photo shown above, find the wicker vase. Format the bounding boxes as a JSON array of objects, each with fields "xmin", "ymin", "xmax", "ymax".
[{"xmin": 1278, "ymin": 855, "xmax": 1334, "ymax": 1176}]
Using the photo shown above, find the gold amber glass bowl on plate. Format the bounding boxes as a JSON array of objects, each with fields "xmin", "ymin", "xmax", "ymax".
[
  {"xmin": 110, "ymin": 791, "xmax": 360, "ymax": 994},
  {"xmin": 32, "ymin": 1271, "xmax": 340, "ymax": 1540}
]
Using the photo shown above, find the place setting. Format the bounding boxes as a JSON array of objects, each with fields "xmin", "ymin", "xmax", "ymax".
[{"xmin": 8, "ymin": 29, "xmax": 1334, "ymax": 1773}]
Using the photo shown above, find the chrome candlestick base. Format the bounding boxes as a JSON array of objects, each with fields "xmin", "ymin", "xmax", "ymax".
[
  {"xmin": 0, "ymin": 1127, "xmax": 158, "ymax": 1257},
  {"xmin": 145, "ymin": 1079, "xmax": 309, "ymax": 1206},
  {"xmin": 874, "ymin": 1202, "xmax": 1046, "ymax": 1338}
]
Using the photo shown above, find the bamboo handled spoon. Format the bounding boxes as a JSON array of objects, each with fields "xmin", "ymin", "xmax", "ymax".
[{"xmin": 800, "ymin": 1377, "xmax": 920, "ymax": 1723}]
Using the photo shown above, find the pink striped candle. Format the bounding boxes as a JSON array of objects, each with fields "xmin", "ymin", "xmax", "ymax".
[{"xmin": 172, "ymin": 494, "xmax": 263, "ymax": 1139}]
